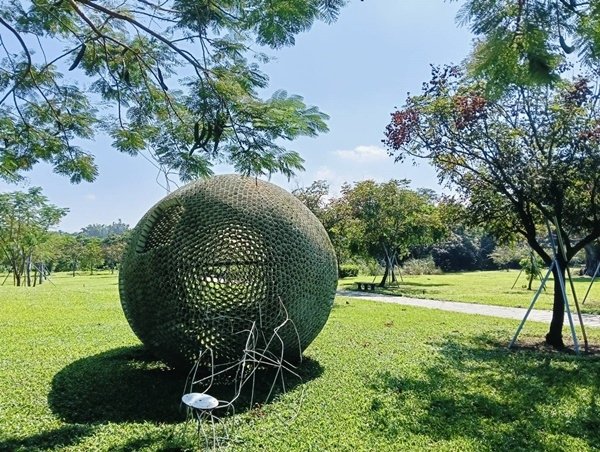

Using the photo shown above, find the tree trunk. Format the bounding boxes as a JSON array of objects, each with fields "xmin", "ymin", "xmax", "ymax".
[
  {"xmin": 389, "ymin": 251, "xmax": 397, "ymax": 283},
  {"xmin": 583, "ymin": 242, "xmax": 600, "ymax": 276},
  {"xmin": 12, "ymin": 255, "xmax": 23, "ymax": 286},
  {"xmin": 15, "ymin": 259, "xmax": 27, "ymax": 286},
  {"xmin": 33, "ymin": 266, "xmax": 37, "ymax": 287},
  {"xmin": 380, "ymin": 259, "xmax": 397, "ymax": 286},
  {"xmin": 379, "ymin": 263, "xmax": 390, "ymax": 287},
  {"xmin": 379, "ymin": 244, "xmax": 392, "ymax": 287},
  {"xmin": 25, "ymin": 255, "xmax": 32, "ymax": 287},
  {"xmin": 39, "ymin": 264, "xmax": 43, "ymax": 285},
  {"xmin": 545, "ymin": 262, "xmax": 566, "ymax": 348}
]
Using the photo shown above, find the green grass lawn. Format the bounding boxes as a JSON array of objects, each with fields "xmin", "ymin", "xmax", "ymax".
[
  {"xmin": 339, "ymin": 270, "xmax": 600, "ymax": 315},
  {"xmin": 1, "ymin": 272, "xmax": 600, "ymax": 451}
]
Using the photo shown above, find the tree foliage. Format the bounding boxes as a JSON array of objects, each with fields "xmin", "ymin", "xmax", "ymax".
[
  {"xmin": 293, "ymin": 179, "xmax": 353, "ymax": 266},
  {"xmin": 384, "ymin": 65, "xmax": 600, "ymax": 346},
  {"xmin": 101, "ymin": 231, "xmax": 129, "ymax": 272},
  {"xmin": 453, "ymin": 0, "xmax": 600, "ymax": 95},
  {"xmin": 332, "ymin": 180, "xmax": 445, "ymax": 286},
  {"xmin": 489, "ymin": 242, "xmax": 527, "ymax": 270},
  {"xmin": 79, "ymin": 236, "xmax": 103, "ymax": 274},
  {"xmin": 56, "ymin": 233, "xmax": 85, "ymax": 275},
  {"xmin": 431, "ymin": 227, "xmax": 496, "ymax": 272},
  {"xmin": 0, "ymin": 187, "xmax": 67, "ymax": 285},
  {"xmin": 292, "ymin": 179, "xmax": 330, "ymax": 220},
  {"xmin": 0, "ymin": 0, "xmax": 344, "ymax": 183},
  {"xmin": 80, "ymin": 219, "xmax": 129, "ymax": 238}
]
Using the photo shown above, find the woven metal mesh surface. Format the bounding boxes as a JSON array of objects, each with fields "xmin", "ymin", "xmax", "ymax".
[{"xmin": 119, "ymin": 174, "xmax": 337, "ymax": 368}]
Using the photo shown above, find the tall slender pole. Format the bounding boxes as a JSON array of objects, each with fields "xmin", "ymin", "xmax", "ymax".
[
  {"xmin": 564, "ymin": 265, "xmax": 588, "ymax": 352},
  {"xmin": 555, "ymin": 260, "xmax": 580, "ymax": 354},
  {"xmin": 511, "ymin": 268, "xmax": 523, "ymax": 289},
  {"xmin": 581, "ymin": 260, "xmax": 600, "ymax": 305},
  {"xmin": 552, "ymin": 216, "xmax": 588, "ymax": 353},
  {"xmin": 546, "ymin": 218, "xmax": 580, "ymax": 354},
  {"xmin": 508, "ymin": 261, "xmax": 555, "ymax": 349}
]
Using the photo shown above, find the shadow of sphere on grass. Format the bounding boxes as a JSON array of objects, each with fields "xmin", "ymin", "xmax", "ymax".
[
  {"xmin": 0, "ymin": 425, "xmax": 94, "ymax": 451},
  {"xmin": 49, "ymin": 345, "xmax": 324, "ymax": 424},
  {"xmin": 49, "ymin": 346, "xmax": 186, "ymax": 424}
]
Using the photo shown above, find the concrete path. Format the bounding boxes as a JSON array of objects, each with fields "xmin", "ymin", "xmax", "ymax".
[{"xmin": 337, "ymin": 290, "xmax": 600, "ymax": 328}]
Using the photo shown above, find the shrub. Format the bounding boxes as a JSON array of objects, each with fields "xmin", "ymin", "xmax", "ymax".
[
  {"xmin": 359, "ymin": 258, "xmax": 384, "ymax": 276},
  {"xmin": 489, "ymin": 244, "xmax": 526, "ymax": 270},
  {"xmin": 339, "ymin": 264, "xmax": 359, "ymax": 278},
  {"xmin": 430, "ymin": 229, "xmax": 498, "ymax": 272},
  {"xmin": 401, "ymin": 257, "xmax": 442, "ymax": 275}
]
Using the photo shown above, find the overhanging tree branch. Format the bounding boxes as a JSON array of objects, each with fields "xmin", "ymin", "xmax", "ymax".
[{"xmin": 0, "ymin": 16, "xmax": 32, "ymax": 106}]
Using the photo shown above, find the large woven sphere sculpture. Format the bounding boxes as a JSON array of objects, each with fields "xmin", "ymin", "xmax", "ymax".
[{"xmin": 119, "ymin": 174, "xmax": 337, "ymax": 368}]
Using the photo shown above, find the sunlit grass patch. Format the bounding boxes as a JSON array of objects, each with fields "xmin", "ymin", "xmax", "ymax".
[
  {"xmin": 339, "ymin": 270, "xmax": 600, "ymax": 315},
  {"xmin": 1, "ymin": 272, "xmax": 599, "ymax": 450}
]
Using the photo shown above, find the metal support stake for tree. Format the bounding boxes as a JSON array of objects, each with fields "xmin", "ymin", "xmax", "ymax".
[
  {"xmin": 509, "ymin": 219, "xmax": 583, "ymax": 353},
  {"xmin": 1, "ymin": 270, "xmax": 11, "ymax": 286},
  {"xmin": 546, "ymin": 218, "xmax": 581, "ymax": 354},
  {"xmin": 554, "ymin": 260, "xmax": 580, "ymax": 354},
  {"xmin": 511, "ymin": 268, "xmax": 524, "ymax": 290},
  {"xmin": 34, "ymin": 263, "xmax": 55, "ymax": 286},
  {"xmin": 581, "ymin": 260, "xmax": 600, "ymax": 305},
  {"xmin": 508, "ymin": 261, "xmax": 555, "ymax": 349},
  {"xmin": 552, "ymin": 216, "xmax": 588, "ymax": 353}
]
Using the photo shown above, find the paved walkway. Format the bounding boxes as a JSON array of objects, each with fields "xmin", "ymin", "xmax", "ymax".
[{"xmin": 337, "ymin": 290, "xmax": 600, "ymax": 328}]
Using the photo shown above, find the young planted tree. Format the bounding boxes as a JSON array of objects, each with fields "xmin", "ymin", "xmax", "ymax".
[
  {"xmin": 519, "ymin": 252, "xmax": 545, "ymax": 291},
  {"xmin": 80, "ymin": 237, "xmax": 103, "ymax": 274},
  {"xmin": 30, "ymin": 232, "xmax": 65, "ymax": 284},
  {"xmin": 102, "ymin": 233, "xmax": 129, "ymax": 273},
  {"xmin": 0, "ymin": 187, "xmax": 67, "ymax": 286},
  {"xmin": 334, "ymin": 180, "xmax": 444, "ymax": 287},
  {"xmin": 59, "ymin": 234, "xmax": 85, "ymax": 276},
  {"xmin": 0, "ymin": 0, "xmax": 345, "ymax": 184},
  {"xmin": 385, "ymin": 66, "xmax": 600, "ymax": 347}
]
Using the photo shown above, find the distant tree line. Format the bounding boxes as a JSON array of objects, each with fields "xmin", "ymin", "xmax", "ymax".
[
  {"xmin": 0, "ymin": 187, "xmax": 130, "ymax": 286},
  {"xmin": 293, "ymin": 180, "xmax": 588, "ymax": 282},
  {"xmin": 49, "ymin": 227, "xmax": 130, "ymax": 276}
]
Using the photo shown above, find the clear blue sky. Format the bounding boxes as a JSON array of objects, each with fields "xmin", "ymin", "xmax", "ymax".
[{"xmin": 0, "ymin": 1, "xmax": 473, "ymax": 232}]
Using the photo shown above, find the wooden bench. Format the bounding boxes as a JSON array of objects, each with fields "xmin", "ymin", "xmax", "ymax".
[{"xmin": 355, "ymin": 282, "xmax": 377, "ymax": 291}]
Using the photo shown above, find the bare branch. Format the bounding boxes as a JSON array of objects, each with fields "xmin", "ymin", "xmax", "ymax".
[{"xmin": 0, "ymin": 16, "xmax": 32, "ymax": 106}]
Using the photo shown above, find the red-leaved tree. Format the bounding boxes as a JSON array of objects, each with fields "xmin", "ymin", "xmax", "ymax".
[{"xmin": 385, "ymin": 66, "xmax": 600, "ymax": 348}]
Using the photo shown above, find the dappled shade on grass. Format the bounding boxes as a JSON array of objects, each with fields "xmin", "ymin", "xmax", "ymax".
[{"xmin": 367, "ymin": 335, "xmax": 600, "ymax": 450}]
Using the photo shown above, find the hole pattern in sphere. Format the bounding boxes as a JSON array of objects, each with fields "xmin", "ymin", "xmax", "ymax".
[{"xmin": 119, "ymin": 174, "xmax": 338, "ymax": 368}]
